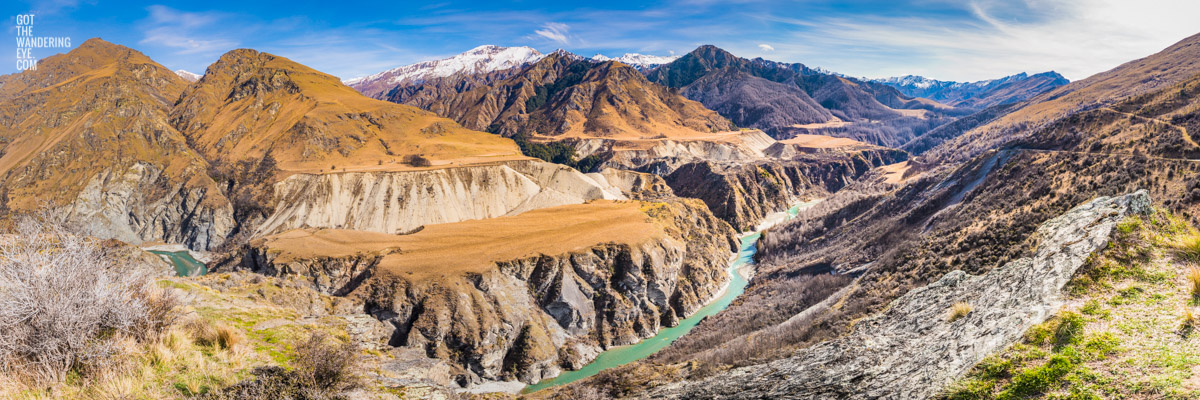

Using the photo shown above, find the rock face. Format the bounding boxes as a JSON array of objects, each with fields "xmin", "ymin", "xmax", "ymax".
[
  {"xmin": 68, "ymin": 162, "xmax": 234, "ymax": 250},
  {"xmin": 665, "ymin": 148, "xmax": 906, "ymax": 230},
  {"xmin": 256, "ymin": 159, "xmax": 624, "ymax": 236},
  {"xmin": 647, "ymin": 191, "xmax": 1151, "ymax": 399},
  {"xmin": 234, "ymin": 199, "xmax": 737, "ymax": 385}
]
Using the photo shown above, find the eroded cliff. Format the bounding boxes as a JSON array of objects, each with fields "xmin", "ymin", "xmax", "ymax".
[
  {"xmin": 256, "ymin": 159, "xmax": 624, "ymax": 236},
  {"xmin": 229, "ymin": 199, "xmax": 737, "ymax": 384}
]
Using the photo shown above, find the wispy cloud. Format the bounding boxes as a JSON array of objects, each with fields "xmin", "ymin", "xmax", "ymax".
[
  {"xmin": 756, "ymin": 0, "xmax": 1200, "ymax": 81},
  {"xmin": 10, "ymin": 0, "xmax": 1197, "ymax": 82},
  {"xmin": 138, "ymin": 6, "xmax": 238, "ymax": 55},
  {"xmin": 533, "ymin": 22, "xmax": 570, "ymax": 45}
]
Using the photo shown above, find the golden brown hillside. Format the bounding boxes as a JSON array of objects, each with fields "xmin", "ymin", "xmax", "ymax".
[
  {"xmin": 926, "ymin": 32, "xmax": 1200, "ymax": 164},
  {"xmin": 170, "ymin": 49, "xmax": 525, "ymax": 176},
  {"xmin": 0, "ymin": 38, "xmax": 232, "ymax": 249},
  {"xmin": 387, "ymin": 52, "xmax": 735, "ymax": 141},
  {"xmin": 257, "ymin": 200, "xmax": 666, "ymax": 278}
]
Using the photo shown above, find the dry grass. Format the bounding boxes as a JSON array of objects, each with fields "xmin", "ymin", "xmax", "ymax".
[
  {"xmin": 173, "ymin": 48, "xmax": 527, "ymax": 178},
  {"xmin": 1189, "ymin": 266, "xmax": 1200, "ymax": 299},
  {"xmin": 777, "ymin": 134, "xmax": 872, "ymax": 149},
  {"xmin": 187, "ymin": 320, "xmax": 243, "ymax": 351},
  {"xmin": 1181, "ymin": 234, "xmax": 1200, "ymax": 261},
  {"xmin": 261, "ymin": 200, "xmax": 666, "ymax": 278},
  {"xmin": 1182, "ymin": 306, "xmax": 1197, "ymax": 333},
  {"xmin": 948, "ymin": 302, "xmax": 973, "ymax": 322}
]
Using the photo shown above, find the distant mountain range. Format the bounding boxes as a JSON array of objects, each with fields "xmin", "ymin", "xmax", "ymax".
[
  {"xmin": 174, "ymin": 69, "xmax": 201, "ymax": 82},
  {"xmin": 591, "ymin": 53, "xmax": 680, "ymax": 71},
  {"xmin": 381, "ymin": 50, "xmax": 733, "ymax": 141},
  {"xmin": 345, "ymin": 45, "xmax": 545, "ymax": 98},
  {"xmin": 350, "ymin": 44, "xmax": 981, "ymax": 148},
  {"xmin": 872, "ymin": 72, "xmax": 1070, "ymax": 109}
]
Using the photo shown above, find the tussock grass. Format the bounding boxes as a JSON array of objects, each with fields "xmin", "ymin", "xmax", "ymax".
[
  {"xmin": 942, "ymin": 210, "xmax": 1200, "ymax": 399},
  {"xmin": 948, "ymin": 302, "xmax": 973, "ymax": 322},
  {"xmin": 1188, "ymin": 266, "xmax": 1200, "ymax": 300}
]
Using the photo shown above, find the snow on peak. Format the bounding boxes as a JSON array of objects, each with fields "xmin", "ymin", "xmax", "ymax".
[
  {"xmin": 174, "ymin": 69, "xmax": 202, "ymax": 82},
  {"xmin": 874, "ymin": 75, "xmax": 942, "ymax": 89},
  {"xmin": 590, "ymin": 53, "xmax": 680, "ymax": 68},
  {"xmin": 344, "ymin": 45, "xmax": 545, "ymax": 87}
]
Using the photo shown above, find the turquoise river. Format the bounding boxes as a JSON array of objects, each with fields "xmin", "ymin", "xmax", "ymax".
[
  {"xmin": 524, "ymin": 200, "xmax": 818, "ymax": 392},
  {"xmin": 148, "ymin": 250, "xmax": 207, "ymax": 277}
]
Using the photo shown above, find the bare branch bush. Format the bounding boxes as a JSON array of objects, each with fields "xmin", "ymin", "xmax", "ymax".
[{"xmin": 0, "ymin": 216, "xmax": 178, "ymax": 385}]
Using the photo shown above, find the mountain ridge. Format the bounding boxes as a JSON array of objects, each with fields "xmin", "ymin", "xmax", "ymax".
[{"xmin": 872, "ymin": 71, "xmax": 1069, "ymax": 109}]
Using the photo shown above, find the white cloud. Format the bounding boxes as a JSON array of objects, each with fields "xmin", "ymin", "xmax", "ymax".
[
  {"xmin": 759, "ymin": 0, "xmax": 1200, "ymax": 81},
  {"xmin": 534, "ymin": 22, "xmax": 571, "ymax": 45},
  {"xmin": 758, "ymin": 43, "xmax": 774, "ymax": 51},
  {"xmin": 138, "ymin": 6, "xmax": 238, "ymax": 55}
]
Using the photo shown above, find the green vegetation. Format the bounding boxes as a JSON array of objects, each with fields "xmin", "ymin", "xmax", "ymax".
[
  {"xmin": 941, "ymin": 210, "xmax": 1200, "ymax": 399},
  {"xmin": 507, "ymin": 132, "xmax": 604, "ymax": 172},
  {"xmin": 523, "ymin": 61, "xmax": 593, "ymax": 112}
]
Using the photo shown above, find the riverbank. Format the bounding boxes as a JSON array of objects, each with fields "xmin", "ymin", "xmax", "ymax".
[{"xmin": 516, "ymin": 198, "xmax": 822, "ymax": 394}]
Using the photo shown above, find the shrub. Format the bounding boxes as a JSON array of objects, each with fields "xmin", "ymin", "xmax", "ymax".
[
  {"xmin": 187, "ymin": 320, "xmax": 242, "ymax": 351},
  {"xmin": 404, "ymin": 154, "xmax": 431, "ymax": 167},
  {"xmin": 0, "ymin": 217, "xmax": 177, "ymax": 384},
  {"xmin": 948, "ymin": 302, "xmax": 973, "ymax": 322},
  {"xmin": 293, "ymin": 332, "xmax": 358, "ymax": 392},
  {"xmin": 203, "ymin": 332, "xmax": 359, "ymax": 400}
]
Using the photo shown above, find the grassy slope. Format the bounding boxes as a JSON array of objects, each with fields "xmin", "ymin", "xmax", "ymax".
[
  {"xmin": 943, "ymin": 210, "xmax": 1200, "ymax": 399},
  {"xmin": 260, "ymin": 200, "xmax": 672, "ymax": 279},
  {"xmin": 0, "ymin": 38, "xmax": 222, "ymax": 211},
  {"xmin": 7, "ymin": 273, "xmax": 379, "ymax": 399},
  {"xmin": 173, "ymin": 49, "xmax": 525, "ymax": 177}
]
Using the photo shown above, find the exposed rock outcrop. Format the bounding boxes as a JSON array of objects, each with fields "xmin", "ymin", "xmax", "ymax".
[
  {"xmin": 665, "ymin": 148, "xmax": 906, "ymax": 230},
  {"xmin": 647, "ymin": 190, "xmax": 1151, "ymax": 399},
  {"xmin": 68, "ymin": 162, "xmax": 234, "ymax": 250}
]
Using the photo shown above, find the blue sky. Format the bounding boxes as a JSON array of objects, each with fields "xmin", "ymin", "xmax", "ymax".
[{"xmin": 4, "ymin": 0, "xmax": 1199, "ymax": 82}]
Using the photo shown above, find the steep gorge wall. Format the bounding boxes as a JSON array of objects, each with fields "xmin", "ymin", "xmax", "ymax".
[
  {"xmin": 666, "ymin": 148, "xmax": 906, "ymax": 230},
  {"xmin": 64, "ymin": 162, "xmax": 234, "ymax": 250},
  {"xmin": 235, "ymin": 199, "xmax": 737, "ymax": 384},
  {"xmin": 648, "ymin": 191, "xmax": 1150, "ymax": 399},
  {"xmin": 256, "ymin": 160, "xmax": 623, "ymax": 236}
]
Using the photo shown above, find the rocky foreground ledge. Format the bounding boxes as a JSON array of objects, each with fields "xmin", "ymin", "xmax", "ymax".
[{"xmin": 647, "ymin": 190, "xmax": 1151, "ymax": 399}]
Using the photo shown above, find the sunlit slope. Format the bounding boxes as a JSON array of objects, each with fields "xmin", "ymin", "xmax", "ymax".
[
  {"xmin": 0, "ymin": 38, "xmax": 223, "ymax": 212},
  {"xmin": 170, "ymin": 49, "xmax": 526, "ymax": 176}
]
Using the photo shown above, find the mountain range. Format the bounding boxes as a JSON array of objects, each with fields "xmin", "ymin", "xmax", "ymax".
[
  {"xmin": 6, "ymin": 21, "xmax": 1200, "ymax": 400},
  {"xmin": 872, "ymin": 71, "xmax": 1070, "ymax": 109},
  {"xmin": 350, "ymin": 44, "xmax": 1066, "ymax": 150}
]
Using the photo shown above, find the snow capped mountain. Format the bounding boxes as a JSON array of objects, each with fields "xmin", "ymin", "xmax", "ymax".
[
  {"xmin": 344, "ymin": 45, "xmax": 544, "ymax": 94},
  {"xmin": 872, "ymin": 72, "xmax": 1069, "ymax": 109},
  {"xmin": 174, "ymin": 69, "xmax": 201, "ymax": 82},
  {"xmin": 591, "ymin": 53, "xmax": 680, "ymax": 71},
  {"xmin": 874, "ymin": 75, "xmax": 945, "ymax": 89}
]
